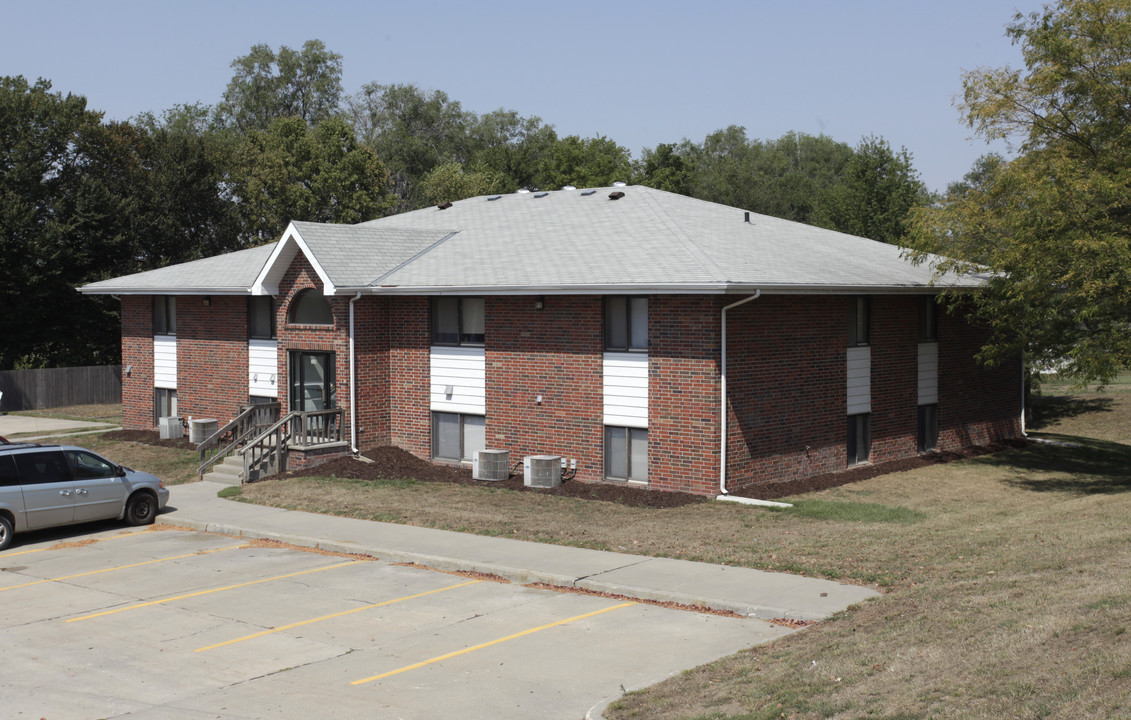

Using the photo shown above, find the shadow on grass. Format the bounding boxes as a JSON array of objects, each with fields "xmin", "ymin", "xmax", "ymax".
[
  {"xmin": 978, "ymin": 434, "xmax": 1131, "ymax": 494},
  {"xmin": 1029, "ymin": 395, "xmax": 1114, "ymax": 429}
]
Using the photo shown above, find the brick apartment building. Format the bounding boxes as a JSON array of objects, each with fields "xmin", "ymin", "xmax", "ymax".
[{"xmin": 81, "ymin": 185, "xmax": 1022, "ymax": 497}]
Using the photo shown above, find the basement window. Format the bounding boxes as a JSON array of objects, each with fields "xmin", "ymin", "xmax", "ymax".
[
  {"xmin": 432, "ymin": 412, "xmax": 485, "ymax": 462},
  {"xmin": 847, "ymin": 413, "xmax": 871, "ymax": 465},
  {"xmin": 605, "ymin": 426, "xmax": 648, "ymax": 482},
  {"xmin": 918, "ymin": 404, "xmax": 939, "ymax": 452}
]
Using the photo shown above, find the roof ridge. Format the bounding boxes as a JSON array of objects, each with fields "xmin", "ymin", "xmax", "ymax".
[{"xmin": 638, "ymin": 188, "xmax": 728, "ymax": 282}]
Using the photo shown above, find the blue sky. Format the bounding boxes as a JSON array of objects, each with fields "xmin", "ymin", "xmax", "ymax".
[{"xmin": 2, "ymin": 0, "xmax": 1042, "ymax": 193}]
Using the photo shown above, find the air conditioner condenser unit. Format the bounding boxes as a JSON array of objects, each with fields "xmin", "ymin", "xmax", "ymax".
[
  {"xmin": 158, "ymin": 416, "xmax": 182, "ymax": 440},
  {"xmin": 523, "ymin": 455, "xmax": 562, "ymax": 488},
  {"xmin": 473, "ymin": 449, "xmax": 510, "ymax": 481}
]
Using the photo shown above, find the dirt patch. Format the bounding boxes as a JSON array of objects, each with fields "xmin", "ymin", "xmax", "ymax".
[
  {"xmin": 103, "ymin": 429, "xmax": 197, "ymax": 450},
  {"xmin": 277, "ymin": 441, "xmax": 1030, "ymax": 507}
]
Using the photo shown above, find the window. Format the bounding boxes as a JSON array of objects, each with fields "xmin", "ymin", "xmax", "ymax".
[
  {"xmin": 432, "ymin": 412, "xmax": 485, "ymax": 461},
  {"xmin": 13, "ymin": 451, "xmax": 73, "ymax": 484},
  {"xmin": 0, "ymin": 455, "xmax": 18, "ymax": 487},
  {"xmin": 249, "ymin": 296, "xmax": 277, "ymax": 339},
  {"xmin": 847, "ymin": 296, "xmax": 869, "ymax": 346},
  {"xmin": 66, "ymin": 450, "xmax": 117, "ymax": 480},
  {"xmin": 918, "ymin": 296, "xmax": 939, "ymax": 342},
  {"xmin": 154, "ymin": 388, "xmax": 178, "ymax": 423},
  {"xmin": 847, "ymin": 413, "xmax": 871, "ymax": 465},
  {"xmin": 605, "ymin": 426, "xmax": 648, "ymax": 482},
  {"xmin": 153, "ymin": 296, "xmax": 176, "ymax": 335},
  {"xmin": 431, "ymin": 297, "xmax": 485, "ymax": 346},
  {"xmin": 605, "ymin": 297, "xmax": 648, "ymax": 351},
  {"xmin": 918, "ymin": 404, "xmax": 939, "ymax": 453},
  {"xmin": 289, "ymin": 290, "xmax": 334, "ymax": 325}
]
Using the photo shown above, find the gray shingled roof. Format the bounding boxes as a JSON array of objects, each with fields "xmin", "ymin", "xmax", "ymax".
[
  {"xmin": 82, "ymin": 186, "xmax": 979, "ymax": 296},
  {"xmin": 79, "ymin": 243, "xmax": 277, "ymax": 294}
]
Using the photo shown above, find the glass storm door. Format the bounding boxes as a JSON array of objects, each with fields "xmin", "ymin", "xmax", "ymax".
[{"xmin": 290, "ymin": 352, "xmax": 335, "ymax": 412}]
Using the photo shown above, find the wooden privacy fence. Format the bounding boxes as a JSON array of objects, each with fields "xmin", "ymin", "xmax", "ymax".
[{"xmin": 0, "ymin": 365, "xmax": 122, "ymax": 411}]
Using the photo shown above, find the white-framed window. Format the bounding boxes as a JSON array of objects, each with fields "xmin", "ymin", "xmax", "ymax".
[
  {"xmin": 847, "ymin": 413, "xmax": 870, "ymax": 465},
  {"xmin": 605, "ymin": 297, "xmax": 648, "ymax": 351},
  {"xmin": 431, "ymin": 297, "xmax": 485, "ymax": 346},
  {"xmin": 605, "ymin": 426, "xmax": 648, "ymax": 482},
  {"xmin": 154, "ymin": 388, "xmax": 178, "ymax": 424},
  {"xmin": 153, "ymin": 296, "xmax": 176, "ymax": 336},
  {"xmin": 918, "ymin": 404, "xmax": 938, "ymax": 452},
  {"xmin": 847, "ymin": 296, "xmax": 870, "ymax": 346},
  {"xmin": 432, "ymin": 412, "xmax": 485, "ymax": 462}
]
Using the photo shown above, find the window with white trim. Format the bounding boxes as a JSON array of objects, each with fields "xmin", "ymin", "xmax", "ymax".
[{"xmin": 249, "ymin": 296, "xmax": 277, "ymax": 339}]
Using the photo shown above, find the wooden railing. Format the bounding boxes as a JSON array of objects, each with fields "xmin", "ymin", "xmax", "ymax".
[
  {"xmin": 238, "ymin": 407, "xmax": 345, "ymax": 483},
  {"xmin": 197, "ymin": 402, "xmax": 281, "ymax": 479}
]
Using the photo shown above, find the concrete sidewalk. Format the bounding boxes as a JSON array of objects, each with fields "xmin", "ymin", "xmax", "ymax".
[
  {"xmin": 0, "ymin": 414, "xmax": 117, "ymax": 440},
  {"xmin": 160, "ymin": 482, "xmax": 880, "ymax": 621}
]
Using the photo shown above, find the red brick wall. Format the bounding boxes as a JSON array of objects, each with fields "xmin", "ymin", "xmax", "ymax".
[
  {"xmin": 724, "ymin": 295, "xmax": 846, "ymax": 493},
  {"xmin": 870, "ymin": 296, "xmax": 920, "ymax": 463},
  {"xmin": 175, "ymin": 295, "xmax": 250, "ymax": 426},
  {"xmin": 938, "ymin": 310, "xmax": 1022, "ymax": 448},
  {"xmin": 387, "ymin": 297, "xmax": 430, "ymax": 457},
  {"xmin": 649, "ymin": 295, "xmax": 724, "ymax": 495},
  {"xmin": 121, "ymin": 296, "xmax": 155, "ymax": 429},
  {"xmin": 484, "ymin": 296, "xmax": 604, "ymax": 481}
]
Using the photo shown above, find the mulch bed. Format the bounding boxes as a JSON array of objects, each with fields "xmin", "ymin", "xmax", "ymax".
[{"xmin": 110, "ymin": 429, "xmax": 1029, "ymax": 509}]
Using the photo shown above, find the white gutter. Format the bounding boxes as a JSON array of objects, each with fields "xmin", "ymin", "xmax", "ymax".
[
  {"xmin": 717, "ymin": 291, "xmax": 791, "ymax": 508},
  {"xmin": 349, "ymin": 292, "xmax": 362, "ymax": 454}
]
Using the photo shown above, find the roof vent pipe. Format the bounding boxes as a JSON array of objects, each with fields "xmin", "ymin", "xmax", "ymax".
[{"xmin": 744, "ymin": 212, "xmax": 750, "ymax": 223}]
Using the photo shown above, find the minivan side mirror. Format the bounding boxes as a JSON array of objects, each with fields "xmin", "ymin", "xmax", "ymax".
[{"xmin": 116, "ymin": 465, "xmax": 127, "ymax": 477}]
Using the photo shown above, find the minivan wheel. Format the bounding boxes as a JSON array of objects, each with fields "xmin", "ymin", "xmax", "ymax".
[
  {"xmin": 0, "ymin": 515, "xmax": 13, "ymax": 551},
  {"xmin": 125, "ymin": 492, "xmax": 157, "ymax": 526}
]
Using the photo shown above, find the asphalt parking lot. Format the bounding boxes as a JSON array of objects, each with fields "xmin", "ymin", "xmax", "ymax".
[{"xmin": 2, "ymin": 524, "xmax": 795, "ymax": 719}]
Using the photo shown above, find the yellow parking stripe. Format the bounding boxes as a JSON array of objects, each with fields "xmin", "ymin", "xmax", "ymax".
[
  {"xmin": 196, "ymin": 579, "xmax": 482, "ymax": 652},
  {"xmin": 351, "ymin": 601, "xmax": 637, "ymax": 685},
  {"xmin": 67, "ymin": 560, "xmax": 366, "ymax": 622},
  {"xmin": 2, "ymin": 531, "xmax": 140, "ymax": 557},
  {"xmin": 0, "ymin": 544, "xmax": 244, "ymax": 592}
]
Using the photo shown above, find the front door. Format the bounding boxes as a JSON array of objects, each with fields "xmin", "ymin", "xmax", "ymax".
[{"xmin": 290, "ymin": 351, "xmax": 335, "ymax": 412}]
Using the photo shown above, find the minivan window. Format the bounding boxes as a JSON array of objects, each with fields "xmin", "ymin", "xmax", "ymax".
[
  {"xmin": 66, "ymin": 450, "xmax": 117, "ymax": 480},
  {"xmin": 13, "ymin": 451, "xmax": 74, "ymax": 484},
  {"xmin": 0, "ymin": 455, "xmax": 18, "ymax": 486}
]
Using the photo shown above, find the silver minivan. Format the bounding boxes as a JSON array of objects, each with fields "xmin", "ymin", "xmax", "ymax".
[{"xmin": 0, "ymin": 443, "xmax": 170, "ymax": 551}]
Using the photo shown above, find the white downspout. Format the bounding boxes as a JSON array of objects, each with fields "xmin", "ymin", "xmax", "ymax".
[
  {"xmin": 1020, "ymin": 351, "xmax": 1027, "ymax": 437},
  {"xmin": 716, "ymin": 291, "xmax": 791, "ymax": 508},
  {"xmin": 349, "ymin": 292, "xmax": 362, "ymax": 454}
]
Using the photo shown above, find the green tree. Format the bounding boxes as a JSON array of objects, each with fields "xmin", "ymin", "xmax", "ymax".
[
  {"xmin": 907, "ymin": 0, "xmax": 1131, "ymax": 382},
  {"xmin": 216, "ymin": 40, "xmax": 343, "ymax": 132},
  {"xmin": 535, "ymin": 134, "xmax": 632, "ymax": 190},
  {"xmin": 420, "ymin": 162, "xmax": 504, "ymax": 205},
  {"xmin": 635, "ymin": 143, "xmax": 692, "ymax": 195},
  {"xmin": 814, "ymin": 135, "xmax": 926, "ymax": 244},
  {"xmin": 346, "ymin": 83, "xmax": 474, "ymax": 210},
  {"xmin": 466, "ymin": 109, "xmax": 558, "ymax": 193},
  {"xmin": 231, "ymin": 116, "xmax": 395, "ymax": 245}
]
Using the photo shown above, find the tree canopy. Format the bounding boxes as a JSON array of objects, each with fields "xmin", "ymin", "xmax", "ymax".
[{"xmin": 906, "ymin": 0, "xmax": 1131, "ymax": 382}]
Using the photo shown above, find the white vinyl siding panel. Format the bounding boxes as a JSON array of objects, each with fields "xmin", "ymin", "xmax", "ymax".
[
  {"xmin": 918, "ymin": 342, "xmax": 939, "ymax": 405},
  {"xmin": 153, "ymin": 336, "xmax": 177, "ymax": 389},
  {"xmin": 431, "ymin": 346, "xmax": 486, "ymax": 415},
  {"xmin": 249, "ymin": 339, "xmax": 279, "ymax": 398},
  {"xmin": 846, "ymin": 346, "xmax": 871, "ymax": 415},
  {"xmin": 604, "ymin": 352, "xmax": 648, "ymax": 428}
]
